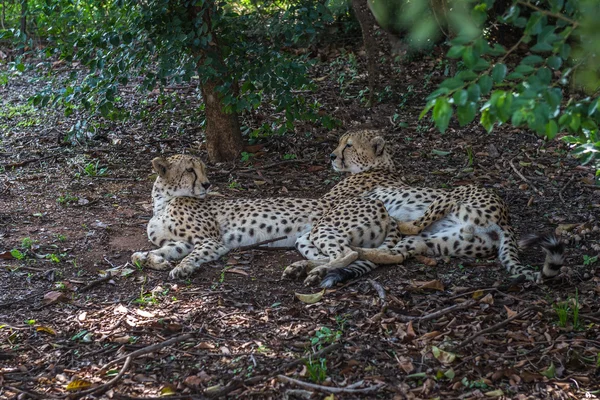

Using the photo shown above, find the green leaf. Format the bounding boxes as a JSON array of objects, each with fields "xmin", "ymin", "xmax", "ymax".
[
  {"xmin": 457, "ymin": 102, "xmax": 477, "ymax": 126},
  {"xmin": 515, "ymin": 64, "xmax": 535, "ymax": 74},
  {"xmin": 478, "ymin": 76, "xmax": 493, "ymax": 95},
  {"xmin": 540, "ymin": 362, "xmax": 556, "ymax": 379},
  {"xmin": 480, "ymin": 108, "xmax": 496, "ymax": 132},
  {"xmin": 521, "ymin": 55, "xmax": 544, "ymax": 65},
  {"xmin": 440, "ymin": 78, "xmax": 464, "ymax": 90},
  {"xmin": 432, "ymin": 97, "xmax": 452, "ymax": 133},
  {"xmin": 453, "ymin": 90, "xmax": 468, "ymax": 107},
  {"xmin": 547, "ymin": 55, "xmax": 562, "ymax": 70},
  {"xmin": 431, "ymin": 149, "xmax": 451, "ymax": 156},
  {"xmin": 462, "ymin": 46, "xmax": 476, "ymax": 68},
  {"xmin": 491, "ymin": 64, "xmax": 507, "ymax": 83},
  {"xmin": 537, "ymin": 68, "xmax": 552, "ymax": 84},
  {"xmin": 467, "ymin": 84, "xmax": 481, "ymax": 102},
  {"xmin": 447, "ymin": 45, "xmax": 465, "ymax": 59},
  {"xmin": 531, "ymin": 42, "xmax": 553, "ymax": 52},
  {"xmin": 419, "ymin": 100, "xmax": 436, "ymax": 120},
  {"xmin": 546, "ymin": 120, "xmax": 558, "ymax": 139}
]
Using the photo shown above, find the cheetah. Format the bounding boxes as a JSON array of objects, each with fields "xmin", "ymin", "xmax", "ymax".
[
  {"xmin": 317, "ymin": 129, "xmax": 565, "ymax": 287},
  {"xmin": 131, "ymin": 155, "xmax": 393, "ymax": 280}
]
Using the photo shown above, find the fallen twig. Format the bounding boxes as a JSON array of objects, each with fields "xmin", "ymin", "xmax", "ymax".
[
  {"xmin": 454, "ymin": 307, "xmax": 534, "ymax": 349},
  {"xmin": 276, "ymin": 375, "xmax": 385, "ymax": 394},
  {"xmin": 394, "ymin": 299, "xmax": 477, "ymax": 323},
  {"xmin": 101, "ymin": 332, "xmax": 197, "ymax": 372},
  {"xmin": 205, "ymin": 342, "xmax": 342, "ymax": 397},
  {"xmin": 1, "ymin": 385, "xmax": 53, "ymax": 400},
  {"xmin": 67, "ymin": 356, "xmax": 132, "ymax": 399},
  {"xmin": 79, "ymin": 272, "xmax": 112, "ymax": 293},
  {"xmin": 559, "ymin": 175, "xmax": 576, "ymax": 204},
  {"xmin": 367, "ymin": 279, "xmax": 386, "ymax": 301},
  {"xmin": 509, "ymin": 158, "xmax": 544, "ymax": 196},
  {"xmin": 236, "ymin": 236, "xmax": 288, "ymax": 252},
  {"xmin": 1, "ymin": 154, "xmax": 59, "ymax": 169},
  {"xmin": 242, "ymin": 159, "xmax": 312, "ymax": 171}
]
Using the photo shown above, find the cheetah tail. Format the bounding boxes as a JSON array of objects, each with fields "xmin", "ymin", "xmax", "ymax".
[
  {"xmin": 519, "ymin": 233, "xmax": 565, "ymax": 278},
  {"xmin": 320, "ymin": 260, "xmax": 379, "ymax": 288}
]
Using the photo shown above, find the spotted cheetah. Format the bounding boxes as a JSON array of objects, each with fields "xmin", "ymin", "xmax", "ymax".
[
  {"xmin": 132, "ymin": 155, "xmax": 393, "ymax": 280},
  {"xmin": 318, "ymin": 129, "xmax": 565, "ymax": 287}
]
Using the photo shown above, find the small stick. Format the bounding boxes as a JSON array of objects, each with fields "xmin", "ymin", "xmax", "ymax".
[
  {"xmin": 206, "ymin": 343, "xmax": 342, "ymax": 397},
  {"xmin": 243, "ymin": 159, "xmax": 312, "ymax": 171},
  {"xmin": 68, "ymin": 356, "xmax": 132, "ymax": 398},
  {"xmin": 79, "ymin": 273, "xmax": 112, "ymax": 293},
  {"xmin": 236, "ymin": 236, "xmax": 288, "ymax": 251},
  {"xmin": 1, "ymin": 385, "xmax": 52, "ymax": 400},
  {"xmin": 509, "ymin": 159, "xmax": 544, "ymax": 196},
  {"xmin": 276, "ymin": 375, "xmax": 385, "ymax": 394},
  {"xmin": 454, "ymin": 307, "xmax": 534, "ymax": 349},
  {"xmin": 392, "ymin": 299, "xmax": 476, "ymax": 323},
  {"xmin": 1, "ymin": 154, "xmax": 58, "ymax": 169},
  {"xmin": 101, "ymin": 332, "xmax": 196, "ymax": 372},
  {"xmin": 558, "ymin": 175, "xmax": 575, "ymax": 204},
  {"xmin": 367, "ymin": 279, "xmax": 386, "ymax": 301}
]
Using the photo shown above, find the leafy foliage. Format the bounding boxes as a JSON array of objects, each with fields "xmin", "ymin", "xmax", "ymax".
[
  {"xmin": 2, "ymin": 0, "xmax": 341, "ymax": 140},
  {"xmin": 393, "ymin": 0, "xmax": 600, "ymax": 175}
]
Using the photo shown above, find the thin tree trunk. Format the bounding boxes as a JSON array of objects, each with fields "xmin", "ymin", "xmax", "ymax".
[
  {"xmin": 20, "ymin": 0, "xmax": 26, "ymax": 33},
  {"xmin": 200, "ymin": 80, "xmax": 243, "ymax": 162},
  {"xmin": 190, "ymin": 1, "xmax": 243, "ymax": 163},
  {"xmin": 351, "ymin": 0, "xmax": 380, "ymax": 108}
]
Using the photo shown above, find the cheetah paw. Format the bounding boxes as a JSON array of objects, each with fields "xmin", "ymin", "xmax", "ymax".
[
  {"xmin": 303, "ymin": 265, "xmax": 330, "ymax": 286},
  {"xmin": 168, "ymin": 263, "xmax": 194, "ymax": 280},
  {"xmin": 282, "ymin": 261, "xmax": 311, "ymax": 280},
  {"xmin": 131, "ymin": 251, "xmax": 149, "ymax": 266},
  {"xmin": 397, "ymin": 221, "xmax": 421, "ymax": 235}
]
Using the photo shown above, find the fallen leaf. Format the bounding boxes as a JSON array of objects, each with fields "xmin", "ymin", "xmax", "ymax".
[
  {"xmin": 431, "ymin": 149, "xmax": 451, "ymax": 156},
  {"xmin": 295, "ymin": 289, "xmax": 325, "ymax": 304},
  {"xmin": 472, "ymin": 290, "xmax": 485, "ymax": 299},
  {"xmin": 521, "ymin": 371, "xmax": 542, "ymax": 383},
  {"xmin": 66, "ymin": 379, "xmax": 92, "ymax": 391},
  {"xmin": 307, "ymin": 165, "xmax": 325, "ymax": 172},
  {"xmin": 444, "ymin": 368, "xmax": 455, "ymax": 379},
  {"xmin": 43, "ymin": 291, "xmax": 67, "ymax": 305},
  {"xmin": 225, "ymin": 268, "xmax": 249, "ymax": 276},
  {"xmin": 431, "ymin": 346, "xmax": 456, "ymax": 364},
  {"xmin": 112, "ymin": 335, "xmax": 131, "ymax": 344},
  {"xmin": 36, "ymin": 326, "xmax": 56, "ymax": 335},
  {"xmin": 504, "ymin": 305, "xmax": 517, "ymax": 318},
  {"xmin": 540, "ymin": 362, "xmax": 556, "ymax": 378},
  {"xmin": 160, "ymin": 385, "xmax": 176, "ymax": 396},
  {"xmin": 196, "ymin": 342, "xmax": 215, "ymax": 349},
  {"xmin": 0, "ymin": 251, "xmax": 15, "ymax": 260},
  {"xmin": 184, "ymin": 375, "xmax": 203, "ymax": 388},
  {"xmin": 415, "ymin": 280, "xmax": 445, "ymax": 291},
  {"xmin": 480, "ymin": 293, "xmax": 494, "ymax": 305},
  {"xmin": 414, "ymin": 255, "xmax": 437, "ymax": 266},
  {"xmin": 484, "ymin": 389, "xmax": 505, "ymax": 397},
  {"xmin": 136, "ymin": 309, "xmax": 155, "ymax": 318},
  {"xmin": 398, "ymin": 356, "xmax": 414, "ymax": 373}
]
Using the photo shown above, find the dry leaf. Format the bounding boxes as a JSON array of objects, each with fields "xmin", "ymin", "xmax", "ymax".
[
  {"xmin": 36, "ymin": 326, "xmax": 56, "ymax": 335},
  {"xmin": 184, "ymin": 375, "xmax": 203, "ymax": 388},
  {"xmin": 484, "ymin": 389, "xmax": 505, "ymax": 397},
  {"xmin": 504, "ymin": 305, "xmax": 517, "ymax": 318},
  {"xmin": 406, "ymin": 321, "xmax": 416, "ymax": 340},
  {"xmin": 66, "ymin": 379, "xmax": 92, "ymax": 391},
  {"xmin": 414, "ymin": 255, "xmax": 437, "ymax": 266},
  {"xmin": 480, "ymin": 293, "xmax": 494, "ymax": 305},
  {"xmin": 398, "ymin": 356, "xmax": 414, "ymax": 373},
  {"xmin": 43, "ymin": 291, "xmax": 67, "ymax": 305},
  {"xmin": 307, "ymin": 165, "xmax": 325, "ymax": 172},
  {"xmin": 136, "ymin": 309, "xmax": 155, "ymax": 318},
  {"xmin": 415, "ymin": 280, "xmax": 445, "ymax": 291},
  {"xmin": 472, "ymin": 290, "xmax": 485, "ymax": 299},
  {"xmin": 160, "ymin": 385, "xmax": 176, "ymax": 396},
  {"xmin": 431, "ymin": 346, "xmax": 456, "ymax": 364},
  {"xmin": 196, "ymin": 342, "xmax": 215, "ymax": 349},
  {"xmin": 295, "ymin": 289, "xmax": 325, "ymax": 304},
  {"xmin": 225, "ymin": 268, "xmax": 249, "ymax": 276}
]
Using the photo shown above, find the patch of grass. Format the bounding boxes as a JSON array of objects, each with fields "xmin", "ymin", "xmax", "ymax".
[
  {"xmin": 305, "ymin": 356, "xmax": 327, "ymax": 383},
  {"xmin": 21, "ymin": 237, "xmax": 36, "ymax": 249},
  {"xmin": 583, "ymin": 254, "xmax": 598, "ymax": 266},
  {"xmin": 82, "ymin": 161, "xmax": 108, "ymax": 177},
  {"xmin": 310, "ymin": 326, "xmax": 342, "ymax": 349},
  {"xmin": 57, "ymin": 194, "xmax": 79, "ymax": 205},
  {"xmin": 553, "ymin": 289, "xmax": 582, "ymax": 330},
  {"xmin": 10, "ymin": 249, "xmax": 25, "ymax": 260}
]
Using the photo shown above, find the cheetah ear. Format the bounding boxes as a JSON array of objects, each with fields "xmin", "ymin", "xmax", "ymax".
[
  {"xmin": 370, "ymin": 136, "xmax": 386, "ymax": 157},
  {"xmin": 152, "ymin": 157, "xmax": 169, "ymax": 177}
]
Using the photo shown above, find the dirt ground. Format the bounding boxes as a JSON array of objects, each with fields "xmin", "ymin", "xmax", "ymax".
[{"xmin": 1, "ymin": 47, "xmax": 600, "ymax": 400}]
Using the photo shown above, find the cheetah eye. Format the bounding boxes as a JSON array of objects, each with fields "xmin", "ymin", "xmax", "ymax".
[
  {"xmin": 345, "ymin": 143, "xmax": 353, "ymax": 148},
  {"xmin": 186, "ymin": 168, "xmax": 194, "ymax": 173}
]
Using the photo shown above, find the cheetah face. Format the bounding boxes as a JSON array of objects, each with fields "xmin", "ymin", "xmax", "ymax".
[
  {"xmin": 152, "ymin": 155, "xmax": 211, "ymax": 198},
  {"xmin": 330, "ymin": 129, "xmax": 394, "ymax": 173}
]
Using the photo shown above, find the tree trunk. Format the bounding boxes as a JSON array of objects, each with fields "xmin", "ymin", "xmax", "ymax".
[
  {"xmin": 190, "ymin": 1, "xmax": 243, "ymax": 163},
  {"xmin": 201, "ymin": 80, "xmax": 243, "ymax": 163},
  {"xmin": 20, "ymin": 0, "xmax": 26, "ymax": 33},
  {"xmin": 351, "ymin": 0, "xmax": 380, "ymax": 107}
]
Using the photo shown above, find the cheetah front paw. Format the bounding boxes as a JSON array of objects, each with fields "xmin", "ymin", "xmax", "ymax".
[
  {"xmin": 131, "ymin": 251, "xmax": 149, "ymax": 266},
  {"xmin": 168, "ymin": 262, "xmax": 195, "ymax": 280},
  {"xmin": 303, "ymin": 265, "xmax": 331, "ymax": 286},
  {"xmin": 282, "ymin": 261, "xmax": 311, "ymax": 280},
  {"xmin": 397, "ymin": 221, "xmax": 421, "ymax": 235}
]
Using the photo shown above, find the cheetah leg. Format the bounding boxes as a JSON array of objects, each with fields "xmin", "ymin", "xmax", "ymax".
[
  {"xmin": 132, "ymin": 241, "xmax": 194, "ymax": 271},
  {"xmin": 397, "ymin": 196, "xmax": 458, "ymax": 235},
  {"xmin": 295, "ymin": 232, "xmax": 325, "ymax": 261},
  {"xmin": 282, "ymin": 259, "xmax": 329, "ymax": 280},
  {"xmin": 303, "ymin": 249, "xmax": 359, "ymax": 286},
  {"xmin": 169, "ymin": 239, "xmax": 229, "ymax": 279}
]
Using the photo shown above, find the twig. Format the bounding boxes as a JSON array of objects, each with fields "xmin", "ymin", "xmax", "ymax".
[
  {"xmin": 1, "ymin": 154, "xmax": 59, "ymax": 169},
  {"xmin": 243, "ymin": 159, "xmax": 312, "ymax": 171},
  {"xmin": 392, "ymin": 299, "xmax": 476, "ymax": 323},
  {"xmin": 516, "ymin": 0, "xmax": 578, "ymax": 26},
  {"xmin": 236, "ymin": 236, "xmax": 288, "ymax": 251},
  {"xmin": 67, "ymin": 356, "xmax": 132, "ymax": 399},
  {"xmin": 367, "ymin": 279, "xmax": 386, "ymax": 301},
  {"xmin": 454, "ymin": 307, "xmax": 534, "ymax": 349},
  {"xmin": 206, "ymin": 342, "xmax": 342, "ymax": 397},
  {"xmin": 558, "ymin": 175, "xmax": 575, "ymax": 204},
  {"xmin": 101, "ymin": 332, "xmax": 197, "ymax": 372},
  {"xmin": 276, "ymin": 375, "xmax": 385, "ymax": 394},
  {"xmin": 79, "ymin": 272, "xmax": 112, "ymax": 293},
  {"xmin": 509, "ymin": 158, "xmax": 544, "ymax": 196},
  {"xmin": 1, "ymin": 385, "xmax": 53, "ymax": 400}
]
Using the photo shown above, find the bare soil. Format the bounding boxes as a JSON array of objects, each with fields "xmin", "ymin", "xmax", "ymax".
[{"xmin": 1, "ymin": 47, "xmax": 600, "ymax": 399}]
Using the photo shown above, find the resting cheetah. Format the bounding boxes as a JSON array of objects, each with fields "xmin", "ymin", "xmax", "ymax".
[
  {"xmin": 132, "ymin": 155, "xmax": 393, "ymax": 280},
  {"xmin": 318, "ymin": 129, "xmax": 564, "ymax": 287}
]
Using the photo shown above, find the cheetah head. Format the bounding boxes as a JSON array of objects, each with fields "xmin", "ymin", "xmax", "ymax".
[
  {"xmin": 151, "ymin": 155, "xmax": 211, "ymax": 199},
  {"xmin": 330, "ymin": 129, "xmax": 395, "ymax": 173}
]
